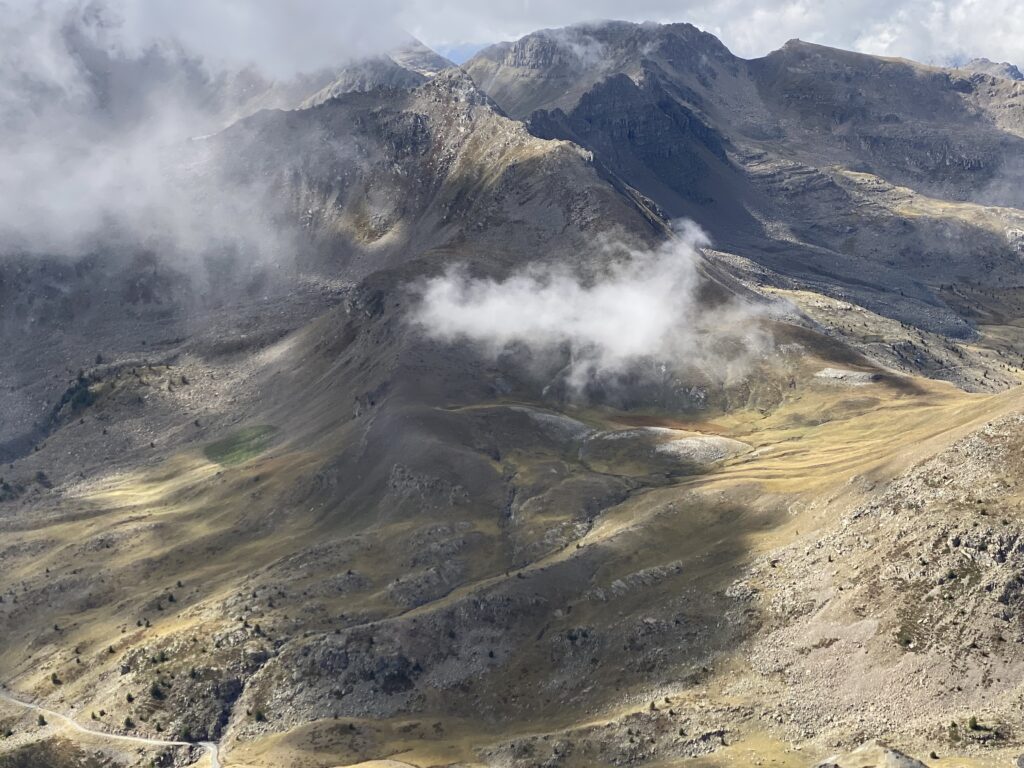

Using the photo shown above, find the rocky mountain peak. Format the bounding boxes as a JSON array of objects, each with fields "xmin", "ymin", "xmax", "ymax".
[
  {"xmin": 388, "ymin": 38, "xmax": 454, "ymax": 78},
  {"xmin": 421, "ymin": 67, "xmax": 496, "ymax": 108},
  {"xmin": 464, "ymin": 20, "xmax": 743, "ymax": 120},
  {"xmin": 963, "ymin": 56, "xmax": 1024, "ymax": 81},
  {"xmin": 301, "ymin": 38, "xmax": 454, "ymax": 107},
  {"xmin": 477, "ymin": 19, "xmax": 731, "ymax": 72}
]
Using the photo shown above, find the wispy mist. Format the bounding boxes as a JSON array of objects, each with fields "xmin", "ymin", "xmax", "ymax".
[
  {"xmin": 412, "ymin": 222, "xmax": 772, "ymax": 390},
  {"xmin": 0, "ymin": 1, "xmax": 405, "ymax": 264}
]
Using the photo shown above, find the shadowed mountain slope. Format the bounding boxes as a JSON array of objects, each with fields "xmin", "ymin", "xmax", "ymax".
[{"xmin": 466, "ymin": 24, "xmax": 1024, "ymax": 389}]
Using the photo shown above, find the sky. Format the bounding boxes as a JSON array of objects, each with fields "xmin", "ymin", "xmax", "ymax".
[{"xmin": 104, "ymin": 0, "xmax": 1024, "ymax": 71}]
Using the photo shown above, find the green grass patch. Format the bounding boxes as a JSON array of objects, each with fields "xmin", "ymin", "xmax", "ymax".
[{"xmin": 204, "ymin": 425, "xmax": 279, "ymax": 466}]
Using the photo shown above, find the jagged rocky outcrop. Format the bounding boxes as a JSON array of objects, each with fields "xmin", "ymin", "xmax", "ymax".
[
  {"xmin": 963, "ymin": 57, "xmax": 1024, "ymax": 81},
  {"xmin": 815, "ymin": 741, "xmax": 929, "ymax": 768},
  {"xmin": 301, "ymin": 39, "xmax": 454, "ymax": 106},
  {"xmin": 208, "ymin": 67, "xmax": 661, "ymax": 278}
]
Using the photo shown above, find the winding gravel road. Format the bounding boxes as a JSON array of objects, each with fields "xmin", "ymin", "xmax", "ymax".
[{"xmin": 0, "ymin": 688, "xmax": 220, "ymax": 767}]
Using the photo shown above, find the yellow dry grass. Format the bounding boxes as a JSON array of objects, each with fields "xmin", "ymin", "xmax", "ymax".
[{"xmin": 6, "ymin": 341, "xmax": 1024, "ymax": 767}]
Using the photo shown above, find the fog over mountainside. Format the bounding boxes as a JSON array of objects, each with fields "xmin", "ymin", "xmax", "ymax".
[
  {"xmin": 412, "ymin": 223, "xmax": 777, "ymax": 391},
  {"xmin": 3, "ymin": 5, "xmax": 1024, "ymax": 768},
  {"xmin": 0, "ymin": 2, "xmax": 435, "ymax": 258}
]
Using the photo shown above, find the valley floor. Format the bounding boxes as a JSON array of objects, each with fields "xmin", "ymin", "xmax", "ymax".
[{"xmin": 6, "ymin": 337, "xmax": 1024, "ymax": 766}]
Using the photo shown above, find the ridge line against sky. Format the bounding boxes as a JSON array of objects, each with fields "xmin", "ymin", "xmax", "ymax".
[
  {"xmin": 28, "ymin": 0, "xmax": 1021, "ymax": 77},
  {"xmin": 415, "ymin": 0, "xmax": 1024, "ymax": 67}
]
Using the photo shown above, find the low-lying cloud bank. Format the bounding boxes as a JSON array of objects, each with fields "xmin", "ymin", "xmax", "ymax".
[
  {"xmin": 0, "ymin": 1, "xmax": 404, "ymax": 264},
  {"xmin": 412, "ymin": 223, "xmax": 774, "ymax": 390}
]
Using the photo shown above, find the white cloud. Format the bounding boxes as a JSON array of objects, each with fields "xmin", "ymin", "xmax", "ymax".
[
  {"xmin": 411, "ymin": 223, "xmax": 773, "ymax": 390},
  {"xmin": 115, "ymin": 0, "xmax": 408, "ymax": 77},
  {"xmin": 0, "ymin": 3, "xmax": 291, "ymax": 260}
]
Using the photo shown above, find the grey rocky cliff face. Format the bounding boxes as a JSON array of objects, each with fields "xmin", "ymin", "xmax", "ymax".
[
  {"xmin": 963, "ymin": 57, "xmax": 1024, "ymax": 81},
  {"xmin": 302, "ymin": 39, "xmax": 455, "ymax": 108},
  {"xmin": 464, "ymin": 21, "xmax": 1024, "ymax": 383},
  {"xmin": 815, "ymin": 740, "xmax": 930, "ymax": 767}
]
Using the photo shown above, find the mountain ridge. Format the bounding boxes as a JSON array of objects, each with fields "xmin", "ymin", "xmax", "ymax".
[{"xmin": 3, "ymin": 16, "xmax": 1024, "ymax": 768}]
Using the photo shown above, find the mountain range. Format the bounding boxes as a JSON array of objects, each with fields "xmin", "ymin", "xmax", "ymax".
[{"xmin": 2, "ymin": 18, "xmax": 1024, "ymax": 768}]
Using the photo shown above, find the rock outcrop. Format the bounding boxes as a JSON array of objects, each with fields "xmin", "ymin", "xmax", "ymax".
[{"xmin": 815, "ymin": 740, "xmax": 929, "ymax": 768}]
